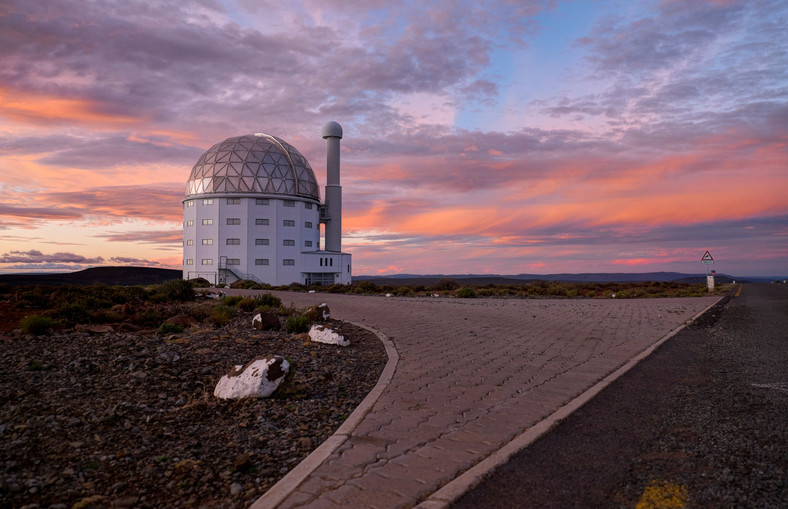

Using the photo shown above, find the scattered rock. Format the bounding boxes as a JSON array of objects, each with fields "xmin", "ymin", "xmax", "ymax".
[
  {"xmin": 309, "ymin": 325, "xmax": 350, "ymax": 347},
  {"xmin": 252, "ymin": 311, "xmax": 280, "ymax": 331},
  {"xmin": 230, "ymin": 482, "xmax": 243, "ymax": 496},
  {"xmin": 214, "ymin": 356, "xmax": 290, "ymax": 399},
  {"xmin": 233, "ymin": 453, "xmax": 251, "ymax": 471},
  {"xmin": 75, "ymin": 324, "xmax": 113, "ymax": 334},
  {"xmin": 164, "ymin": 314, "xmax": 193, "ymax": 328},
  {"xmin": 303, "ymin": 303, "xmax": 331, "ymax": 322}
]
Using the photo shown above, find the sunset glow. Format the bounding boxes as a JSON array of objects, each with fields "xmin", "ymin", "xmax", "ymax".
[{"xmin": 1, "ymin": 0, "xmax": 786, "ymax": 277}]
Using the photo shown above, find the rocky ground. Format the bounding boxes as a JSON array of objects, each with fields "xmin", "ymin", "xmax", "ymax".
[{"xmin": 0, "ymin": 309, "xmax": 386, "ymax": 508}]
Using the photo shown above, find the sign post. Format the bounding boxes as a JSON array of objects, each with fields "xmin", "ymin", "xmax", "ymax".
[{"xmin": 701, "ymin": 250, "xmax": 714, "ymax": 292}]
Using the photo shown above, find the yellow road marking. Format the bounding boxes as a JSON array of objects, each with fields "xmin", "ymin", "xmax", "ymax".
[
  {"xmin": 636, "ymin": 481, "xmax": 688, "ymax": 509},
  {"xmin": 735, "ymin": 284, "xmax": 743, "ymax": 297}
]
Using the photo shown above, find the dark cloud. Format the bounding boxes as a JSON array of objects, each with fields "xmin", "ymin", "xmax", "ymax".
[
  {"xmin": 41, "ymin": 185, "xmax": 184, "ymax": 222},
  {"xmin": 0, "ymin": 249, "xmax": 104, "ymax": 264}
]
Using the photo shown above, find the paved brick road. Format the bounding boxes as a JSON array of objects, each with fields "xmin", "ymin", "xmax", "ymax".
[{"xmin": 240, "ymin": 293, "xmax": 718, "ymax": 508}]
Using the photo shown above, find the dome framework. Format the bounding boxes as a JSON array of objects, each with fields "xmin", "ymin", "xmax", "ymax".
[{"xmin": 186, "ymin": 134, "xmax": 320, "ymax": 200}]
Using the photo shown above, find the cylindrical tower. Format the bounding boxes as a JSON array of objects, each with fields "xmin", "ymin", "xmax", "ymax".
[{"xmin": 322, "ymin": 121, "xmax": 343, "ymax": 252}]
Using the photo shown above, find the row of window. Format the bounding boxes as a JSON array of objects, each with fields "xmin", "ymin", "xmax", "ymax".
[
  {"xmin": 185, "ymin": 198, "xmax": 314, "ymax": 208},
  {"xmin": 185, "ymin": 219, "xmax": 313, "ymax": 227},
  {"xmin": 186, "ymin": 238, "xmax": 314, "ymax": 247},
  {"xmin": 185, "ymin": 258, "xmax": 296, "ymax": 266}
]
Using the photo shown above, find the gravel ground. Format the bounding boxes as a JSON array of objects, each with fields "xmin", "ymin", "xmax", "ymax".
[
  {"xmin": 455, "ymin": 283, "xmax": 787, "ymax": 508},
  {"xmin": 0, "ymin": 312, "xmax": 386, "ymax": 509}
]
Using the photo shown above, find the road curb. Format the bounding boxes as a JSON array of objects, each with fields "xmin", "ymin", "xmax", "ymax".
[
  {"xmin": 416, "ymin": 296, "xmax": 725, "ymax": 509},
  {"xmin": 250, "ymin": 320, "xmax": 399, "ymax": 509}
]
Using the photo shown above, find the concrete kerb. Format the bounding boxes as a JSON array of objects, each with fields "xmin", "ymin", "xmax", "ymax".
[
  {"xmin": 250, "ymin": 320, "xmax": 399, "ymax": 509},
  {"xmin": 416, "ymin": 296, "xmax": 725, "ymax": 509}
]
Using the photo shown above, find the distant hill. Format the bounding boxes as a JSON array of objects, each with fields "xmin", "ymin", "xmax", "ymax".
[
  {"xmin": 0, "ymin": 267, "xmax": 182, "ymax": 286},
  {"xmin": 355, "ymin": 272, "xmax": 744, "ymax": 286}
]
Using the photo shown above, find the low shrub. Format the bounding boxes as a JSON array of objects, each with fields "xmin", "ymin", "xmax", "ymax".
[
  {"xmin": 456, "ymin": 286, "xmax": 477, "ymax": 298},
  {"xmin": 133, "ymin": 308, "xmax": 165, "ymax": 327},
  {"xmin": 255, "ymin": 293, "xmax": 282, "ymax": 308},
  {"xmin": 209, "ymin": 305, "xmax": 236, "ymax": 327},
  {"xmin": 157, "ymin": 322, "xmax": 185, "ymax": 335},
  {"xmin": 154, "ymin": 279, "xmax": 196, "ymax": 302},
  {"xmin": 237, "ymin": 297, "xmax": 257, "ymax": 312},
  {"xmin": 20, "ymin": 315, "xmax": 59, "ymax": 335},
  {"xmin": 54, "ymin": 303, "xmax": 92, "ymax": 325},
  {"xmin": 432, "ymin": 278, "xmax": 459, "ymax": 291},
  {"xmin": 285, "ymin": 314, "xmax": 310, "ymax": 333},
  {"xmin": 222, "ymin": 295, "xmax": 244, "ymax": 307}
]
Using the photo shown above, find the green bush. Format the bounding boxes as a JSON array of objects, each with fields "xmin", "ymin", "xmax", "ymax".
[
  {"xmin": 222, "ymin": 295, "xmax": 244, "ymax": 307},
  {"xmin": 456, "ymin": 286, "xmax": 477, "ymax": 298},
  {"xmin": 209, "ymin": 305, "xmax": 236, "ymax": 326},
  {"xmin": 285, "ymin": 315, "xmax": 311, "ymax": 333},
  {"xmin": 157, "ymin": 323, "xmax": 185, "ymax": 335},
  {"xmin": 154, "ymin": 279, "xmax": 196, "ymax": 302},
  {"xmin": 20, "ymin": 315, "xmax": 59, "ymax": 335},
  {"xmin": 54, "ymin": 303, "xmax": 92, "ymax": 324},
  {"xmin": 255, "ymin": 293, "xmax": 282, "ymax": 308},
  {"xmin": 237, "ymin": 297, "xmax": 257, "ymax": 312},
  {"xmin": 433, "ymin": 278, "xmax": 459, "ymax": 291},
  {"xmin": 133, "ymin": 308, "xmax": 165, "ymax": 327}
]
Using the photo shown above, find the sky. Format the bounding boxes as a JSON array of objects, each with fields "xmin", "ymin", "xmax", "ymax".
[{"xmin": 1, "ymin": 0, "xmax": 786, "ymax": 278}]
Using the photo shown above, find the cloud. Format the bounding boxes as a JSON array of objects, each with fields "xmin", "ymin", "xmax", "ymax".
[
  {"xmin": 96, "ymin": 230, "xmax": 182, "ymax": 245},
  {"xmin": 0, "ymin": 249, "xmax": 104, "ymax": 264}
]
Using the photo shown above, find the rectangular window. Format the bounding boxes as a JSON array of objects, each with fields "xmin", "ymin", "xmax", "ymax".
[
  {"xmin": 227, "ymin": 198, "xmax": 241, "ymax": 205},
  {"xmin": 283, "ymin": 239, "xmax": 295, "ymax": 246},
  {"xmin": 255, "ymin": 259, "xmax": 269, "ymax": 266},
  {"xmin": 227, "ymin": 258, "xmax": 240, "ymax": 265},
  {"xmin": 202, "ymin": 199, "xmax": 213, "ymax": 205},
  {"xmin": 283, "ymin": 219, "xmax": 295, "ymax": 227},
  {"xmin": 255, "ymin": 238, "xmax": 269, "ymax": 246},
  {"xmin": 226, "ymin": 218, "xmax": 240, "ymax": 225},
  {"xmin": 305, "ymin": 240, "xmax": 312, "ymax": 247},
  {"xmin": 256, "ymin": 198, "xmax": 269, "ymax": 205},
  {"xmin": 186, "ymin": 220, "xmax": 194, "ymax": 226},
  {"xmin": 185, "ymin": 259, "xmax": 193, "ymax": 265},
  {"xmin": 305, "ymin": 221, "xmax": 313, "ymax": 228},
  {"xmin": 304, "ymin": 203, "xmax": 313, "ymax": 210},
  {"xmin": 186, "ymin": 201, "xmax": 194, "ymax": 207},
  {"xmin": 201, "ymin": 259, "xmax": 213, "ymax": 266},
  {"xmin": 202, "ymin": 239, "xmax": 213, "ymax": 245},
  {"xmin": 255, "ymin": 218, "xmax": 269, "ymax": 225},
  {"xmin": 186, "ymin": 239, "xmax": 193, "ymax": 246},
  {"xmin": 283, "ymin": 200, "xmax": 295, "ymax": 207},
  {"xmin": 201, "ymin": 219, "xmax": 212, "ymax": 225},
  {"xmin": 283, "ymin": 259, "xmax": 295, "ymax": 266},
  {"xmin": 226, "ymin": 238, "xmax": 240, "ymax": 245}
]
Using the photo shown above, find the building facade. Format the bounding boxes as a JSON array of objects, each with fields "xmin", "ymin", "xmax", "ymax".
[{"xmin": 182, "ymin": 124, "xmax": 351, "ymax": 286}]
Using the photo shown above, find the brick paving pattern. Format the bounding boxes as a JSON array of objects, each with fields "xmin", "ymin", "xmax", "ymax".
[{"xmin": 254, "ymin": 293, "xmax": 717, "ymax": 508}]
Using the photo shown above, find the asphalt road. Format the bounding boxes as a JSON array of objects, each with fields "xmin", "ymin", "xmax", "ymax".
[{"xmin": 453, "ymin": 283, "xmax": 787, "ymax": 508}]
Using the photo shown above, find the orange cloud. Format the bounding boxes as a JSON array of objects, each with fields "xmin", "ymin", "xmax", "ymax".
[{"xmin": 0, "ymin": 88, "xmax": 143, "ymax": 127}]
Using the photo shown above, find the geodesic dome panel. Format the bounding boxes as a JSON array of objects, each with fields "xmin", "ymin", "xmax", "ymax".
[{"xmin": 186, "ymin": 134, "xmax": 320, "ymax": 200}]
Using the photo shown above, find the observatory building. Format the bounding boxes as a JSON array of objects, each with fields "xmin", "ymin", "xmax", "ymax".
[{"xmin": 182, "ymin": 122, "xmax": 351, "ymax": 286}]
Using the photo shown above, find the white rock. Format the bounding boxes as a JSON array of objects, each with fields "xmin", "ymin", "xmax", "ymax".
[
  {"xmin": 213, "ymin": 356, "xmax": 289, "ymax": 399},
  {"xmin": 385, "ymin": 293, "xmax": 393, "ymax": 297},
  {"xmin": 309, "ymin": 324, "xmax": 350, "ymax": 347},
  {"xmin": 308, "ymin": 290, "xmax": 316, "ymax": 293}
]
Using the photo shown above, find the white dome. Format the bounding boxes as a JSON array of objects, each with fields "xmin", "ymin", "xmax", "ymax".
[{"xmin": 186, "ymin": 133, "xmax": 320, "ymax": 200}]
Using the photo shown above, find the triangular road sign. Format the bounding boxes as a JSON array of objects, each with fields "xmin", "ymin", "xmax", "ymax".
[{"xmin": 701, "ymin": 250, "xmax": 713, "ymax": 262}]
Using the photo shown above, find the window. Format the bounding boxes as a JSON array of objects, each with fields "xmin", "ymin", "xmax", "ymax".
[
  {"xmin": 283, "ymin": 200, "xmax": 295, "ymax": 207},
  {"xmin": 255, "ymin": 259, "xmax": 269, "ymax": 265},
  {"xmin": 202, "ymin": 199, "xmax": 213, "ymax": 205},
  {"xmin": 201, "ymin": 219, "xmax": 212, "ymax": 225},
  {"xmin": 202, "ymin": 239, "xmax": 213, "ymax": 245},
  {"xmin": 330, "ymin": 258, "xmax": 333, "ymax": 266},
  {"xmin": 255, "ymin": 218, "xmax": 269, "ymax": 225},
  {"xmin": 185, "ymin": 259, "xmax": 193, "ymax": 265},
  {"xmin": 283, "ymin": 239, "xmax": 295, "ymax": 246},
  {"xmin": 227, "ymin": 198, "xmax": 240, "ymax": 205},
  {"xmin": 305, "ymin": 203, "xmax": 313, "ymax": 210},
  {"xmin": 227, "ymin": 258, "xmax": 240, "ymax": 265},
  {"xmin": 186, "ymin": 201, "xmax": 194, "ymax": 207},
  {"xmin": 226, "ymin": 238, "xmax": 240, "ymax": 245},
  {"xmin": 186, "ymin": 239, "xmax": 193, "ymax": 246},
  {"xmin": 305, "ymin": 221, "xmax": 312, "ymax": 228},
  {"xmin": 227, "ymin": 218, "xmax": 240, "ymax": 225},
  {"xmin": 283, "ymin": 259, "xmax": 295, "ymax": 266},
  {"xmin": 201, "ymin": 259, "xmax": 213, "ymax": 266},
  {"xmin": 256, "ymin": 198, "xmax": 269, "ymax": 205},
  {"xmin": 305, "ymin": 240, "xmax": 313, "ymax": 247},
  {"xmin": 186, "ymin": 220, "xmax": 194, "ymax": 226},
  {"xmin": 283, "ymin": 219, "xmax": 295, "ymax": 227},
  {"xmin": 255, "ymin": 238, "xmax": 269, "ymax": 246}
]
